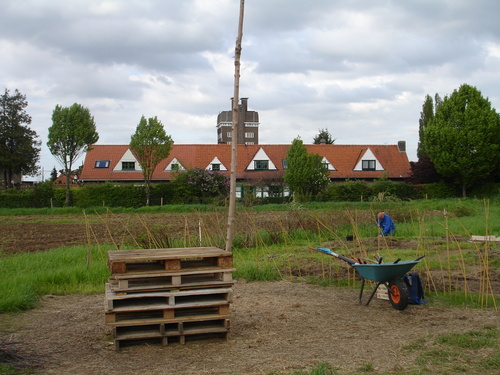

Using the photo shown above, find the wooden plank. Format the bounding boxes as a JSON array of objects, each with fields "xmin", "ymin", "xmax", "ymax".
[
  {"xmin": 105, "ymin": 286, "xmax": 232, "ymax": 312},
  {"xmin": 109, "ymin": 279, "xmax": 235, "ymax": 294},
  {"xmin": 108, "ymin": 247, "xmax": 231, "ymax": 262},
  {"xmin": 106, "ymin": 284, "xmax": 233, "ymax": 300},
  {"xmin": 107, "ymin": 313, "xmax": 230, "ymax": 327},
  {"xmin": 111, "ymin": 268, "xmax": 236, "ymax": 279},
  {"xmin": 105, "ymin": 304, "xmax": 230, "ymax": 324},
  {"xmin": 108, "ymin": 258, "xmax": 234, "ymax": 275}
]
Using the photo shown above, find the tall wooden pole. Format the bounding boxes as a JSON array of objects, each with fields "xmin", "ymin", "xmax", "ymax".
[{"xmin": 225, "ymin": 0, "xmax": 245, "ymax": 252}]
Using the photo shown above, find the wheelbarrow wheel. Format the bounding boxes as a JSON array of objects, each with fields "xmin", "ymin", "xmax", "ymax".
[{"xmin": 388, "ymin": 278, "xmax": 409, "ymax": 310}]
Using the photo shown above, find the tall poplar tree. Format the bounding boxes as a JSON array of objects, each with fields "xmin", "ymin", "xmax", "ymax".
[
  {"xmin": 0, "ymin": 89, "xmax": 41, "ymax": 188},
  {"xmin": 417, "ymin": 94, "xmax": 434, "ymax": 159},
  {"xmin": 48, "ymin": 103, "xmax": 99, "ymax": 205},
  {"xmin": 423, "ymin": 84, "xmax": 500, "ymax": 197},
  {"xmin": 130, "ymin": 116, "xmax": 173, "ymax": 206}
]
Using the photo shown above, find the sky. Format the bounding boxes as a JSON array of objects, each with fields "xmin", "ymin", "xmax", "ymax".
[{"xmin": 2, "ymin": 0, "xmax": 500, "ymax": 181}]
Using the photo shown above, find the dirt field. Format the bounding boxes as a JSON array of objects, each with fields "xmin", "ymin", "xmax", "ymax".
[
  {"xmin": 0, "ymin": 214, "xmax": 499, "ymax": 374},
  {"xmin": 1, "ymin": 281, "xmax": 498, "ymax": 375}
]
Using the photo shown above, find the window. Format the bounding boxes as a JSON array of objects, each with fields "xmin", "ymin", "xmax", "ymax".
[
  {"xmin": 245, "ymin": 142, "xmax": 254, "ymax": 145},
  {"xmin": 122, "ymin": 162, "xmax": 135, "ymax": 171},
  {"xmin": 95, "ymin": 160, "xmax": 109, "ymax": 168},
  {"xmin": 254, "ymin": 160, "xmax": 269, "ymax": 170},
  {"xmin": 362, "ymin": 160, "xmax": 376, "ymax": 171},
  {"xmin": 254, "ymin": 186, "xmax": 269, "ymax": 198},
  {"xmin": 282, "ymin": 159, "xmax": 287, "ymax": 169},
  {"xmin": 245, "ymin": 132, "xmax": 254, "ymax": 138},
  {"xmin": 211, "ymin": 163, "xmax": 220, "ymax": 171},
  {"xmin": 227, "ymin": 132, "xmax": 232, "ymax": 138},
  {"xmin": 171, "ymin": 163, "xmax": 179, "ymax": 171}
]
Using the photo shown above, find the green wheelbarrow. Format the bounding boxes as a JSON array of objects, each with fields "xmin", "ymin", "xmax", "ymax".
[{"xmin": 311, "ymin": 247, "xmax": 424, "ymax": 310}]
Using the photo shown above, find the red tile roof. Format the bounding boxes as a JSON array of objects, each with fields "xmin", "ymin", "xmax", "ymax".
[{"xmin": 79, "ymin": 144, "xmax": 411, "ymax": 182}]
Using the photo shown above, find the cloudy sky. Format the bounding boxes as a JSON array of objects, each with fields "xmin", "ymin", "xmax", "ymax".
[{"xmin": 2, "ymin": 0, "xmax": 500, "ymax": 180}]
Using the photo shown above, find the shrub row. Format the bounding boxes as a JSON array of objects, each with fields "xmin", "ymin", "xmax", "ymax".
[{"xmin": 0, "ymin": 181, "xmax": 498, "ymax": 208}]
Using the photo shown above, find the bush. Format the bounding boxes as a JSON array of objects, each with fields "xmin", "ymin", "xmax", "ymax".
[
  {"xmin": 420, "ymin": 182, "xmax": 457, "ymax": 199},
  {"xmin": 169, "ymin": 168, "xmax": 230, "ymax": 204},
  {"xmin": 321, "ymin": 180, "xmax": 371, "ymax": 202},
  {"xmin": 73, "ymin": 183, "xmax": 144, "ymax": 208},
  {"xmin": 469, "ymin": 183, "xmax": 500, "ymax": 198}
]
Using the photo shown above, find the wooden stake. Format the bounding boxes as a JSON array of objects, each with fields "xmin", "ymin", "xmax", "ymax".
[{"xmin": 225, "ymin": 0, "xmax": 245, "ymax": 253}]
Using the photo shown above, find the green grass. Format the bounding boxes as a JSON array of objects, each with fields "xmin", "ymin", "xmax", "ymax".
[
  {"xmin": 0, "ymin": 197, "xmax": 498, "ymax": 312},
  {"xmin": 413, "ymin": 325, "xmax": 499, "ymax": 373},
  {"xmin": 268, "ymin": 363, "xmax": 339, "ymax": 375},
  {"xmin": 270, "ymin": 327, "xmax": 499, "ymax": 375},
  {"xmin": 0, "ymin": 245, "xmax": 111, "ymax": 312}
]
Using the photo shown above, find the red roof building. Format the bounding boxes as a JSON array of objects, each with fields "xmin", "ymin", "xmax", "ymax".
[{"xmin": 79, "ymin": 142, "xmax": 411, "ymax": 188}]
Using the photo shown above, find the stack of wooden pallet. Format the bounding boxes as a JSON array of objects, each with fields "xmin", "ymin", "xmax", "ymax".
[{"xmin": 104, "ymin": 247, "xmax": 235, "ymax": 350}]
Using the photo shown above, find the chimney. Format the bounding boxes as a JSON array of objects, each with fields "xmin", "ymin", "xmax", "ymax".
[
  {"xmin": 240, "ymin": 98, "xmax": 248, "ymax": 113},
  {"xmin": 397, "ymin": 141, "xmax": 406, "ymax": 152}
]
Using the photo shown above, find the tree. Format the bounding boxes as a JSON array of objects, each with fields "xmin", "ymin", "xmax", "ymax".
[
  {"xmin": 50, "ymin": 167, "xmax": 58, "ymax": 182},
  {"xmin": 130, "ymin": 116, "xmax": 173, "ymax": 206},
  {"xmin": 0, "ymin": 89, "xmax": 41, "ymax": 188},
  {"xmin": 48, "ymin": 103, "xmax": 99, "ymax": 206},
  {"xmin": 284, "ymin": 137, "xmax": 329, "ymax": 200},
  {"xmin": 417, "ymin": 95, "xmax": 434, "ymax": 159},
  {"xmin": 171, "ymin": 167, "xmax": 229, "ymax": 203},
  {"xmin": 423, "ymin": 84, "xmax": 500, "ymax": 197},
  {"xmin": 412, "ymin": 94, "xmax": 440, "ymax": 184},
  {"xmin": 313, "ymin": 128, "xmax": 336, "ymax": 144},
  {"xmin": 409, "ymin": 156, "xmax": 441, "ymax": 184}
]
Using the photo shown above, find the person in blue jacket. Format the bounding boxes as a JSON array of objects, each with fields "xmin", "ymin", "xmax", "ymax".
[{"xmin": 376, "ymin": 212, "xmax": 396, "ymax": 236}]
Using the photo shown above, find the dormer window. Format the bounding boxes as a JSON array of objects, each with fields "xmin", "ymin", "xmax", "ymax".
[
  {"xmin": 211, "ymin": 163, "xmax": 220, "ymax": 171},
  {"xmin": 95, "ymin": 160, "xmax": 110, "ymax": 168},
  {"xmin": 362, "ymin": 160, "xmax": 376, "ymax": 171},
  {"xmin": 122, "ymin": 162, "xmax": 135, "ymax": 171},
  {"xmin": 254, "ymin": 160, "xmax": 269, "ymax": 170}
]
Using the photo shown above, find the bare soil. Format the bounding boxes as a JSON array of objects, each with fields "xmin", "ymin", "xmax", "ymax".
[
  {"xmin": 0, "ymin": 214, "xmax": 499, "ymax": 374},
  {"xmin": 1, "ymin": 281, "xmax": 498, "ymax": 375}
]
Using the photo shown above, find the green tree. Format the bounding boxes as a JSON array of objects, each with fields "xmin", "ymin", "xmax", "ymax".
[
  {"xmin": 412, "ymin": 94, "xmax": 440, "ymax": 184},
  {"xmin": 130, "ymin": 116, "xmax": 173, "ymax": 206},
  {"xmin": 423, "ymin": 84, "xmax": 500, "ymax": 197},
  {"xmin": 313, "ymin": 128, "xmax": 335, "ymax": 144},
  {"xmin": 50, "ymin": 167, "xmax": 58, "ymax": 182},
  {"xmin": 48, "ymin": 103, "xmax": 99, "ymax": 206},
  {"xmin": 417, "ymin": 94, "xmax": 434, "ymax": 159},
  {"xmin": 285, "ymin": 137, "xmax": 329, "ymax": 200},
  {"xmin": 171, "ymin": 167, "xmax": 229, "ymax": 203},
  {"xmin": 0, "ymin": 89, "xmax": 41, "ymax": 188}
]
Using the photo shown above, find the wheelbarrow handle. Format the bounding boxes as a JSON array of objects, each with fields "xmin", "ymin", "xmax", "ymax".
[
  {"xmin": 313, "ymin": 247, "xmax": 356, "ymax": 265},
  {"xmin": 415, "ymin": 255, "xmax": 426, "ymax": 261}
]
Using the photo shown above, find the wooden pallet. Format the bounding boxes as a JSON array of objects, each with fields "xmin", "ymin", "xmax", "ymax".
[
  {"xmin": 108, "ymin": 268, "xmax": 235, "ymax": 293},
  {"xmin": 105, "ymin": 306, "xmax": 231, "ymax": 325},
  {"xmin": 113, "ymin": 319, "xmax": 230, "ymax": 350},
  {"xmin": 105, "ymin": 304, "xmax": 230, "ymax": 324},
  {"xmin": 108, "ymin": 247, "xmax": 233, "ymax": 275},
  {"xmin": 105, "ymin": 284, "xmax": 232, "ymax": 312},
  {"xmin": 105, "ymin": 247, "xmax": 234, "ymax": 350}
]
